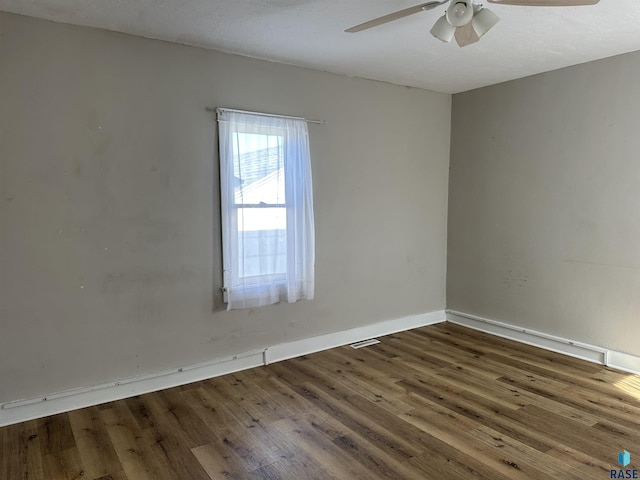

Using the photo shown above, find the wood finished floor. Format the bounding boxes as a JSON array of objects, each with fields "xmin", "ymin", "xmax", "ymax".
[{"xmin": 2, "ymin": 322, "xmax": 640, "ymax": 479}]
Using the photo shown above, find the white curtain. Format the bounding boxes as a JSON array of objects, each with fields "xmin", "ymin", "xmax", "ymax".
[{"xmin": 219, "ymin": 110, "xmax": 315, "ymax": 310}]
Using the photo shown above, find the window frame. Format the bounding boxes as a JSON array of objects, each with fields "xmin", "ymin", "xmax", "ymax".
[{"xmin": 217, "ymin": 109, "xmax": 315, "ymax": 310}]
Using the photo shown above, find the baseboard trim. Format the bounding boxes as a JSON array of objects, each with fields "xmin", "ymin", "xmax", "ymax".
[
  {"xmin": 265, "ymin": 310, "xmax": 446, "ymax": 364},
  {"xmin": 0, "ymin": 309, "xmax": 446, "ymax": 427},
  {"xmin": 606, "ymin": 351, "xmax": 640, "ymax": 375},
  {"xmin": 0, "ymin": 350, "xmax": 265, "ymax": 428},
  {"xmin": 447, "ymin": 310, "xmax": 640, "ymax": 375}
]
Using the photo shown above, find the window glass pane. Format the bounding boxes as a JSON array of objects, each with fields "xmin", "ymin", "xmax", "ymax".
[
  {"xmin": 237, "ymin": 208, "xmax": 287, "ymax": 278},
  {"xmin": 232, "ymin": 133, "xmax": 285, "ymax": 205},
  {"xmin": 232, "ymin": 131, "xmax": 287, "ymax": 280},
  {"xmin": 237, "ymin": 207, "xmax": 286, "ymax": 231}
]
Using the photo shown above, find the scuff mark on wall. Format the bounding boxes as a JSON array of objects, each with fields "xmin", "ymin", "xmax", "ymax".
[
  {"xmin": 101, "ymin": 267, "xmax": 199, "ymax": 294},
  {"xmin": 502, "ymin": 270, "xmax": 530, "ymax": 289},
  {"xmin": 562, "ymin": 259, "xmax": 640, "ymax": 270}
]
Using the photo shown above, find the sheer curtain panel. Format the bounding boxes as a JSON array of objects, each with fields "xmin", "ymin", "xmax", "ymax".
[{"xmin": 218, "ymin": 110, "xmax": 315, "ymax": 310}]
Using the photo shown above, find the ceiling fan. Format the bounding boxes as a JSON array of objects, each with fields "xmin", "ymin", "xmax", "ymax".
[{"xmin": 345, "ymin": 0, "xmax": 600, "ymax": 47}]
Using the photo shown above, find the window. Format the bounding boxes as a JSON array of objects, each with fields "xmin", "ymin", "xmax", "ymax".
[{"xmin": 218, "ymin": 109, "xmax": 315, "ymax": 310}]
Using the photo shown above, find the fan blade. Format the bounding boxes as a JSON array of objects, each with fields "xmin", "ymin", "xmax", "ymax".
[
  {"xmin": 455, "ymin": 23, "xmax": 480, "ymax": 47},
  {"xmin": 345, "ymin": 1, "xmax": 448, "ymax": 33},
  {"xmin": 487, "ymin": 0, "xmax": 598, "ymax": 5}
]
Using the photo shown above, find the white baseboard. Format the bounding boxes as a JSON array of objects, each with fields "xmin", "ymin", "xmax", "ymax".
[
  {"xmin": 265, "ymin": 310, "xmax": 446, "ymax": 364},
  {"xmin": 0, "ymin": 350, "xmax": 265, "ymax": 428},
  {"xmin": 606, "ymin": 351, "xmax": 640, "ymax": 375},
  {"xmin": 447, "ymin": 310, "xmax": 640, "ymax": 375},
  {"xmin": 0, "ymin": 309, "xmax": 446, "ymax": 427}
]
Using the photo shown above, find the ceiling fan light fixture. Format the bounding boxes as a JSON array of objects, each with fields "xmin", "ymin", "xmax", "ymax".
[
  {"xmin": 446, "ymin": 1, "xmax": 475, "ymax": 27},
  {"xmin": 430, "ymin": 15, "xmax": 457, "ymax": 42},
  {"xmin": 472, "ymin": 7, "xmax": 500, "ymax": 38}
]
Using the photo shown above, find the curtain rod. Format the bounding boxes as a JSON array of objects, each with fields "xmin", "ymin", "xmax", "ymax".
[{"xmin": 206, "ymin": 107, "xmax": 326, "ymax": 125}]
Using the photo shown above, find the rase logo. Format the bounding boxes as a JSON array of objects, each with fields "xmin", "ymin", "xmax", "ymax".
[{"xmin": 611, "ymin": 450, "xmax": 638, "ymax": 479}]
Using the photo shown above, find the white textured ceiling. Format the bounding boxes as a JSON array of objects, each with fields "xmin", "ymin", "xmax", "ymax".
[{"xmin": 1, "ymin": 0, "xmax": 640, "ymax": 93}]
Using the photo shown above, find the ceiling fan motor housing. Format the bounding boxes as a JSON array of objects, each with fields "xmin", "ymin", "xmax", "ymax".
[{"xmin": 446, "ymin": 1, "xmax": 475, "ymax": 26}]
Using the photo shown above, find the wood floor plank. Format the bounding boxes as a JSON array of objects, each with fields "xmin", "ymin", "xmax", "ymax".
[
  {"xmin": 3, "ymin": 322, "xmax": 640, "ymax": 479},
  {"xmin": 272, "ymin": 416, "xmax": 373, "ymax": 479},
  {"xmin": 317, "ymin": 347, "xmax": 417, "ymax": 397},
  {"xmin": 222, "ymin": 371, "xmax": 296, "ymax": 422},
  {"xmin": 384, "ymin": 333, "xmax": 463, "ymax": 369},
  {"xmin": 2, "ymin": 420, "xmax": 44, "ymax": 480},
  {"xmin": 240, "ymin": 416, "xmax": 343, "ymax": 480},
  {"xmin": 251, "ymin": 459, "xmax": 333, "ymax": 480},
  {"xmin": 100, "ymin": 406, "xmax": 162, "ymax": 480},
  {"xmin": 498, "ymin": 404, "xmax": 637, "ymax": 464},
  {"xmin": 42, "ymin": 447, "xmax": 84, "ymax": 480},
  {"xmin": 428, "ymin": 324, "xmax": 603, "ymax": 375},
  {"xmin": 124, "ymin": 395, "xmax": 157, "ymax": 430},
  {"xmin": 131, "ymin": 397, "xmax": 213, "ymax": 480},
  {"xmin": 484, "ymin": 350, "xmax": 640, "ymax": 408},
  {"xmin": 429, "ymin": 363, "xmax": 530, "ymax": 411},
  {"xmin": 190, "ymin": 390, "xmax": 294, "ymax": 474},
  {"xmin": 546, "ymin": 443, "xmax": 616, "ymax": 478},
  {"xmin": 451, "ymin": 358, "xmax": 602, "ymax": 425},
  {"xmin": 181, "ymin": 386, "xmax": 245, "ymax": 434},
  {"xmin": 498, "ymin": 371, "xmax": 640, "ymax": 428},
  {"xmin": 467, "ymin": 425, "xmax": 588, "ymax": 480},
  {"xmin": 92, "ymin": 472, "xmax": 129, "ymax": 480},
  {"xmin": 400, "ymin": 330, "xmax": 485, "ymax": 364},
  {"xmin": 252, "ymin": 372, "xmax": 321, "ymax": 417},
  {"xmin": 291, "ymin": 381, "xmax": 422, "ymax": 462},
  {"xmin": 398, "ymin": 377, "xmax": 556, "ymax": 452},
  {"xmin": 270, "ymin": 415, "xmax": 414, "ymax": 480},
  {"xmin": 407, "ymin": 443, "xmax": 513, "ymax": 480},
  {"xmin": 208, "ymin": 426, "xmax": 280, "ymax": 472},
  {"xmin": 267, "ymin": 358, "xmax": 355, "ymax": 403},
  {"xmin": 68, "ymin": 406, "xmax": 123, "ymax": 479},
  {"xmin": 38, "ymin": 413, "xmax": 76, "ymax": 456},
  {"xmin": 191, "ymin": 442, "xmax": 252, "ymax": 480},
  {"xmin": 298, "ymin": 350, "xmax": 415, "ymax": 415},
  {"xmin": 153, "ymin": 388, "xmax": 218, "ymax": 448},
  {"xmin": 399, "ymin": 400, "xmax": 539, "ymax": 480}
]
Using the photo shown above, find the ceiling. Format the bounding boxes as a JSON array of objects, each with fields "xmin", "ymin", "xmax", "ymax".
[{"xmin": 1, "ymin": 0, "xmax": 640, "ymax": 93}]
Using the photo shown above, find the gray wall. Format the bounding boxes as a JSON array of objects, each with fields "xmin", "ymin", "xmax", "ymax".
[
  {"xmin": 0, "ymin": 12, "xmax": 450, "ymax": 403},
  {"xmin": 448, "ymin": 51, "xmax": 640, "ymax": 355}
]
